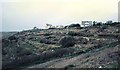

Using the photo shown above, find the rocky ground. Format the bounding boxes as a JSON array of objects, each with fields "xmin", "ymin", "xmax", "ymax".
[
  {"xmin": 28, "ymin": 44, "xmax": 119, "ymax": 68},
  {"xmin": 2, "ymin": 23, "xmax": 120, "ymax": 69}
]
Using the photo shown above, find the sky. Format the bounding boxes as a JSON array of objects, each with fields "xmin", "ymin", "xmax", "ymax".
[{"xmin": 0, "ymin": 0, "xmax": 120, "ymax": 32}]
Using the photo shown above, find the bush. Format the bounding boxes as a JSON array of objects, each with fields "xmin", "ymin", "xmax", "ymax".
[
  {"xmin": 17, "ymin": 49, "xmax": 32, "ymax": 56},
  {"xmin": 40, "ymin": 38, "xmax": 56, "ymax": 44},
  {"xmin": 96, "ymin": 22, "xmax": 102, "ymax": 26},
  {"xmin": 77, "ymin": 37, "xmax": 88, "ymax": 44},
  {"xmin": 44, "ymin": 33, "xmax": 51, "ymax": 36},
  {"xmin": 8, "ymin": 35, "xmax": 18, "ymax": 41},
  {"xmin": 68, "ymin": 31, "xmax": 79, "ymax": 36},
  {"xmin": 2, "ymin": 39, "xmax": 9, "ymax": 47},
  {"xmin": 102, "ymin": 26, "xmax": 107, "ymax": 29},
  {"xmin": 68, "ymin": 24, "xmax": 81, "ymax": 28},
  {"xmin": 59, "ymin": 36, "xmax": 76, "ymax": 48}
]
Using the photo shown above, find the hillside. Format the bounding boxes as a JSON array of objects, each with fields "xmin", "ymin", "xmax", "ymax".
[
  {"xmin": 2, "ymin": 23, "xmax": 120, "ymax": 69},
  {"xmin": 1, "ymin": 32, "xmax": 17, "ymax": 39}
]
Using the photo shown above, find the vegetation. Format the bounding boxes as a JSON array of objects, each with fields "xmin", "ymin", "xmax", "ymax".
[
  {"xmin": 68, "ymin": 31, "xmax": 79, "ymax": 36},
  {"xmin": 68, "ymin": 24, "xmax": 81, "ymax": 28},
  {"xmin": 59, "ymin": 36, "xmax": 76, "ymax": 48},
  {"xmin": 2, "ymin": 22, "xmax": 120, "ymax": 69}
]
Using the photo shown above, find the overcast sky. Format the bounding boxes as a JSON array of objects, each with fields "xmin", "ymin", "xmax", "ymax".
[{"xmin": 0, "ymin": 0, "xmax": 120, "ymax": 32}]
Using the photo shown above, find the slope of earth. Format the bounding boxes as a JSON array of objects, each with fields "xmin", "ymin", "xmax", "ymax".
[
  {"xmin": 2, "ymin": 23, "xmax": 120, "ymax": 69},
  {"xmin": 1, "ymin": 32, "xmax": 18, "ymax": 39},
  {"xmin": 28, "ymin": 41, "xmax": 119, "ymax": 68}
]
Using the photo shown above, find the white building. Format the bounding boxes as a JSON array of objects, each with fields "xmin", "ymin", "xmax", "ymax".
[
  {"xmin": 106, "ymin": 20, "xmax": 112, "ymax": 24},
  {"xmin": 81, "ymin": 21, "xmax": 92, "ymax": 27}
]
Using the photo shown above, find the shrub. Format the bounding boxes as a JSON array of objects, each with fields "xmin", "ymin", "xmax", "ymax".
[
  {"xmin": 17, "ymin": 49, "xmax": 32, "ymax": 56},
  {"xmin": 44, "ymin": 33, "xmax": 51, "ymax": 36},
  {"xmin": 40, "ymin": 38, "xmax": 56, "ymax": 44},
  {"xmin": 96, "ymin": 22, "xmax": 102, "ymax": 26},
  {"xmin": 65, "ymin": 64, "xmax": 75, "ymax": 69},
  {"xmin": 8, "ymin": 35, "xmax": 18, "ymax": 41},
  {"xmin": 68, "ymin": 24, "xmax": 81, "ymax": 28},
  {"xmin": 2, "ymin": 39, "xmax": 9, "ymax": 47},
  {"xmin": 59, "ymin": 36, "xmax": 76, "ymax": 48},
  {"xmin": 80, "ymin": 38, "xmax": 88, "ymax": 44},
  {"xmin": 68, "ymin": 31, "xmax": 79, "ymax": 36},
  {"xmin": 101, "ymin": 26, "xmax": 107, "ymax": 29}
]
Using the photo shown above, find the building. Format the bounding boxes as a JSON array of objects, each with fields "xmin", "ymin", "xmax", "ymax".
[
  {"xmin": 106, "ymin": 20, "xmax": 112, "ymax": 24},
  {"xmin": 81, "ymin": 21, "xmax": 92, "ymax": 27}
]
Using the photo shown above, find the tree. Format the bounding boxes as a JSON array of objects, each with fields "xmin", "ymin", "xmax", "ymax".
[
  {"xmin": 64, "ymin": 26, "xmax": 68, "ymax": 29},
  {"xmin": 33, "ymin": 27, "xmax": 38, "ymax": 30},
  {"xmin": 93, "ymin": 21, "xmax": 96, "ymax": 26},
  {"xmin": 96, "ymin": 22, "xmax": 102, "ymax": 27}
]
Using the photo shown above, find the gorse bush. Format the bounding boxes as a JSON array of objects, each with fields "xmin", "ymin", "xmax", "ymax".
[{"xmin": 59, "ymin": 36, "xmax": 76, "ymax": 48}]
